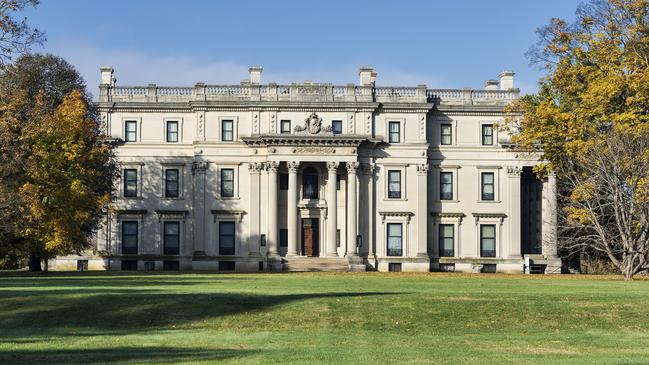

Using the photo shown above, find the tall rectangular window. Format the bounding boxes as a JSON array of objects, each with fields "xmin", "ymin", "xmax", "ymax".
[
  {"xmin": 280, "ymin": 120, "xmax": 291, "ymax": 134},
  {"xmin": 219, "ymin": 221, "xmax": 235, "ymax": 255},
  {"xmin": 439, "ymin": 224, "xmax": 454, "ymax": 257},
  {"xmin": 221, "ymin": 168, "xmax": 234, "ymax": 198},
  {"xmin": 121, "ymin": 221, "xmax": 138, "ymax": 254},
  {"xmin": 388, "ymin": 121, "xmax": 400, "ymax": 143},
  {"xmin": 123, "ymin": 169, "xmax": 138, "ymax": 197},
  {"xmin": 332, "ymin": 120, "xmax": 342, "ymax": 135},
  {"xmin": 125, "ymin": 121, "xmax": 137, "ymax": 142},
  {"xmin": 165, "ymin": 169, "xmax": 179, "ymax": 198},
  {"xmin": 280, "ymin": 229, "xmax": 288, "ymax": 247},
  {"xmin": 481, "ymin": 172, "xmax": 495, "ymax": 201},
  {"xmin": 166, "ymin": 121, "xmax": 178, "ymax": 142},
  {"xmin": 440, "ymin": 172, "xmax": 453, "ymax": 200},
  {"xmin": 480, "ymin": 224, "xmax": 496, "ymax": 257},
  {"xmin": 163, "ymin": 221, "xmax": 180, "ymax": 255},
  {"xmin": 482, "ymin": 124, "xmax": 493, "ymax": 146},
  {"xmin": 387, "ymin": 223, "xmax": 403, "ymax": 256},
  {"xmin": 221, "ymin": 120, "xmax": 233, "ymax": 141},
  {"xmin": 336, "ymin": 229, "xmax": 341, "ymax": 247},
  {"xmin": 441, "ymin": 124, "xmax": 452, "ymax": 145},
  {"xmin": 279, "ymin": 173, "xmax": 289, "ymax": 190},
  {"xmin": 387, "ymin": 170, "xmax": 402, "ymax": 199}
]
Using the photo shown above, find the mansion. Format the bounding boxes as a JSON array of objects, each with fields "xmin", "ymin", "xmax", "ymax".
[{"xmin": 52, "ymin": 66, "xmax": 561, "ymax": 273}]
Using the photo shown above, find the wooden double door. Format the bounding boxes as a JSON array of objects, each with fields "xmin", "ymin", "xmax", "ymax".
[{"xmin": 301, "ymin": 218, "xmax": 320, "ymax": 257}]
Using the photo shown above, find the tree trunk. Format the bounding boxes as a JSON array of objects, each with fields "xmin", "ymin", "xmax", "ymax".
[{"xmin": 28, "ymin": 254, "xmax": 41, "ymax": 272}]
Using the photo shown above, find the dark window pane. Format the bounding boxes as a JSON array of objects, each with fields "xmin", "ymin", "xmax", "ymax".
[
  {"xmin": 219, "ymin": 222, "xmax": 236, "ymax": 255},
  {"xmin": 387, "ymin": 223, "xmax": 402, "ymax": 256},
  {"xmin": 125, "ymin": 121, "xmax": 137, "ymax": 142},
  {"xmin": 121, "ymin": 221, "xmax": 138, "ymax": 254},
  {"xmin": 124, "ymin": 169, "xmax": 138, "ymax": 197},
  {"xmin": 388, "ymin": 122, "xmax": 400, "ymax": 143},
  {"xmin": 480, "ymin": 225, "xmax": 496, "ymax": 257},
  {"xmin": 281, "ymin": 120, "xmax": 291, "ymax": 134},
  {"xmin": 440, "ymin": 172, "xmax": 453, "ymax": 200},
  {"xmin": 167, "ymin": 121, "xmax": 178, "ymax": 142},
  {"xmin": 439, "ymin": 224, "xmax": 454, "ymax": 257},
  {"xmin": 221, "ymin": 169, "xmax": 234, "ymax": 198},
  {"xmin": 221, "ymin": 120, "xmax": 233, "ymax": 141},
  {"xmin": 332, "ymin": 120, "xmax": 342, "ymax": 134},
  {"xmin": 481, "ymin": 172, "xmax": 495, "ymax": 201},
  {"xmin": 165, "ymin": 169, "xmax": 179, "ymax": 198},
  {"xmin": 302, "ymin": 167, "xmax": 318, "ymax": 199},
  {"xmin": 482, "ymin": 124, "xmax": 493, "ymax": 145},
  {"xmin": 388, "ymin": 170, "xmax": 401, "ymax": 199},
  {"xmin": 441, "ymin": 124, "xmax": 452, "ymax": 145},
  {"xmin": 163, "ymin": 221, "xmax": 180, "ymax": 255}
]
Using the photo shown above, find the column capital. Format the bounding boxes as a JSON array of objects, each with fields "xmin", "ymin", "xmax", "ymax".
[
  {"xmin": 507, "ymin": 166, "xmax": 522, "ymax": 177},
  {"xmin": 248, "ymin": 162, "xmax": 264, "ymax": 173},
  {"xmin": 326, "ymin": 161, "xmax": 339, "ymax": 174},
  {"xmin": 287, "ymin": 161, "xmax": 299, "ymax": 173},
  {"xmin": 416, "ymin": 163, "xmax": 429, "ymax": 176},
  {"xmin": 346, "ymin": 161, "xmax": 359, "ymax": 174},
  {"xmin": 361, "ymin": 162, "xmax": 376, "ymax": 175},
  {"xmin": 266, "ymin": 161, "xmax": 279, "ymax": 173}
]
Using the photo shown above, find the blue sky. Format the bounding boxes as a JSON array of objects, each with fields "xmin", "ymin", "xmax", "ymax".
[{"xmin": 24, "ymin": 0, "xmax": 582, "ymax": 95}]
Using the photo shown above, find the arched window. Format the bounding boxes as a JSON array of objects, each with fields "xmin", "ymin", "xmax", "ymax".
[{"xmin": 302, "ymin": 167, "xmax": 319, "ymax": 199}]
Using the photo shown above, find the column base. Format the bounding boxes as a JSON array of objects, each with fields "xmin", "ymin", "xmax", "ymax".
[
  {"xmin": 267, "ymin": 255, "xmax": 283, "ymax": 272},
  {"xmin": 346, "ymin": 255, "xmax": 366, "ymax": 272}
]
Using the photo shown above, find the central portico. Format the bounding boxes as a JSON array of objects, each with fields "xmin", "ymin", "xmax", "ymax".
[{"xmin": 243, "ymin": 115, "xmax": 373, "ymax": 271}]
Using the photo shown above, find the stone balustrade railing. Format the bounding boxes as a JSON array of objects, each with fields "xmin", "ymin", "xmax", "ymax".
[{"xmin": 101, "ymin": 83, "xmax": 519, "ymax": 105}]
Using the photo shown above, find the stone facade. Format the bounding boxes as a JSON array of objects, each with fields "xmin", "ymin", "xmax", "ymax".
[{"xmin": 50, "ymin": 66, "xmax": 561, "ymax": 273}]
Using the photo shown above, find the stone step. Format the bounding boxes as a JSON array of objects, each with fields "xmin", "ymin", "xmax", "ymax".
[{"xmin": 282, "ymin": 257, "xmax": 351, "ymax": 272}]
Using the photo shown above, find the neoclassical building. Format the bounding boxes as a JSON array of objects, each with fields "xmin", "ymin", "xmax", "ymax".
[{"xmin": 52, "ymin": 66, "xmax": 561, "ymax": 273}]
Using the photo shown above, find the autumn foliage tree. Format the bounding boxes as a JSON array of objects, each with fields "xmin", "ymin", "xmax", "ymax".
[
  {"xmin": 504, "ymin": 0, "xmax": 649, "ymax": 279},
  {"xmin": 0, "ymin": 54, "xmax": 116, "ymax": 270}
]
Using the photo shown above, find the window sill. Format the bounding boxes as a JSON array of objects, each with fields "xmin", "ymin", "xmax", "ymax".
[
  {"xmin": 439, "ymin": 200, "xmax": 459, "ymax": 203},
  {"xmin": 476, "ymin": 200, "xmax": 500, "ymax": 203},
  {"xmin": 219, "ymin": 197, "xmax": 240, "ymax": 201},
  {"xmin": 162, "ymin": 197, "xmax": 184, "ymax": 200},
  {"xmin": 384, "ymin": 198, "xmax": 407, "ymax": 202},
  {"xmin": 122, "ymin": 196, "xmax": 144, "ymax": 200}
]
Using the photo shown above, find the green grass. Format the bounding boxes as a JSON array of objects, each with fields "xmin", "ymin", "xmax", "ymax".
[{"xmin": 1, "ymin": 272, "xmax": 649, "ymax": 364}]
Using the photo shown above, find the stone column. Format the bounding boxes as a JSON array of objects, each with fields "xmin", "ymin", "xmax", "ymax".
[
  {"xmin": 266, "ymin": 161, "xmax": 279, "ymax": 257},
  {"xmin": 191, "ymin": 161, "xmax": 208, "ymax": 256},
  {"xmin": 248, "ymin": 162, "xmax": 263, "ymax": 256},
  {"xmin": 542, "ymin": 171, "xmax": 559, "ymax": 258},
  {"xmin": 363, "ymin": 163, "xmax": 376, "ymax": 264},
  {"xmin": 326, "ymin": 162, "xmax": 339, "ymax": 257},
  {"xmin": 416, "ymin": 163, "xmax": 429, "ymax": 257},
  {"xmin": 507, "ymin": 166, "xmax": 522, "ymax": 258},
  {"xmin": 346, "ymin": 162, "xmax": 359, "ymax": 256},
  {"xmin": 287, "ymin": 161, "xmax": 299, "ymax": 256}
]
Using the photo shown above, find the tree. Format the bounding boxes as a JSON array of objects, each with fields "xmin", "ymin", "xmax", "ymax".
[
  {"xmin": 504, "ymin": 0, "xmax": 649, "ymax": 279},
  {"xmin": 0, "ymin": 54, "xmax": 116, "ymax": 271},
  {"xmin": 0, "ymin": 0, "xmax": 44, "ymax": 64}
]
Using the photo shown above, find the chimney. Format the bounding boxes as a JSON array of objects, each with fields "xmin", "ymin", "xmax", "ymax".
[
  {"xmin": 359, "ymin": 66, "xmax": 377, "ymax": 86},
  {"xmin": 249, "ymin": 66, "xmax": 263, "ymax": 84},
  {"xmin": 100, "ymin": 66, "xmax": 115, "ymax": 86},
  {"xmin": 499, "ymin": 71, "xmax": 515, "ymax": 90},
  {"xmin": 484, "ymin": 79, "xmax": 499, "ymax": 91}
]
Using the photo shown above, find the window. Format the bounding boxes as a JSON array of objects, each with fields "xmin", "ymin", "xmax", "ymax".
[
  {"xmin": 388, "ymin": 121, "xmax": 400, "ymax": 143},
  {"xmin": 440, "ymin": 172, "xmax": 453, "ymax": 200},
  {"xmin": 77, "ymin": 260, "xmax": 88, "ymax": 271},
  {"xmin": 221, "ymin": 120, "xmax": 233, "ymax": 141},
  {"xmin": 166, "ymin": 121, "xmax": 178, "ymax": 142},
  {"xmin": 332, "ymin": 120, "xmax": 342, "ymax": 135},
  {"xmin": 125, "ymin": 121, "xmax": 137, "ymax": 142},
  {"xmin": 163, "ymin": 261, "xmax": 179, "ymax": 271},
  {"xmin": 163, "ymin": 221, "xmax": 180, "ymax": 255},
  {"xmin": 336, "ymin": 229, "xmax": 341, "ymax": 247},
  {"xmin": 480, "ymin": 224, "xmax": 496, "ymax": 257},
  {"xmin": 121, "ymin": 221, "xmax": 138, "ymax": 254},
  {"xmin": 441, "ymin": 124, "xmax": 452, "ymax": 145},
  {"xmin": 387, "ymin": 170, "xmax": 401, "ymax": 199},
  {"xmin": 387, "ymin": 223, "xmax": 403, "ymax": 256},
  {"xmin": 219, "ymin": 261, "xmax": 235, "ymax": 271},
  {"xmin": 123, "ymin": 169, "xmax": 138, "ymax": 197},
  {"xmin": 388, "ymin": 263, "xmax": 402, "ymax": 272},
  {"xmin": 482, "ymin": 124, "xmax": 493, "ymax": 146},
  {"xmin": 302, "ymin": 167, "xmax": 318, "ymax": 199},
  {"xmin": 121, "ymin": 260, "xmax": 138, "ymax": 271},
  {"xmin": 220, "ymin": 168, "xmax": 234, "ymax": 198},
  {"xmin": 219, "ymin": 221, "xmax": 235, "ymax": 255},
  {"xmin": 439, "ymin": 224, "xmax": 454, "ymax": 257},
  {"xmin": 165, "ymin": 169, "xmax": 179, "ymax": 198},
  {"xmin": 281, "ymin": 120, "xmax": 291, "ymax": 134},
  {"xmin": 279, "ymin": 174, "xmax": 289, "ymax": 190},
  {"xmin": 280, "ymin": 229, "xmax": 288, "ymax": 247},
  {"xmin": 481, "ymin": 172, "xmax": 495, "ymax": 201}
]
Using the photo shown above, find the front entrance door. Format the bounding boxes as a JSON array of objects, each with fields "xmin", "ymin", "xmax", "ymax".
[{"xmin": 301, "ymin": 218, "xmax": 319, "ymax": 257}]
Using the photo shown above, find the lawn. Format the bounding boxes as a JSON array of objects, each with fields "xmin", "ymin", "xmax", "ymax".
[{"xmin": 1, "ymin": 272, "xmax": 648, "ymax": 364}]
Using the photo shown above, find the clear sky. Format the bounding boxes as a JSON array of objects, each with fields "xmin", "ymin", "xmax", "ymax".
[{"xmin": 23, "ymin": 0, "xmax": 582, "ymax": 96}]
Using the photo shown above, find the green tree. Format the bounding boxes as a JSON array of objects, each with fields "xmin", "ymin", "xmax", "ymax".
[
  {"xmin": 504, "ymin": 0, "xmax": 649, "ymax": 279},
  {"xmin": 0, "ymin": 54, "xmax": 116, "ymax": 271}
]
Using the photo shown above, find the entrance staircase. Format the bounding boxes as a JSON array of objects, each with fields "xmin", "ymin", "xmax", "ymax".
[{"xmin": 282, "ymin": 256, "xmax": 352, "ymax": 272}]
